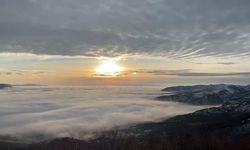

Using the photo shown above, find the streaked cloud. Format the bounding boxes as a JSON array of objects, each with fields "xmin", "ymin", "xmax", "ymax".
[
  {"xmin": 0, "ymin": 0, "xmax": 250, "ymax": 58},
  {"xmin": 146, "ymin": 70, "xmax": 250, "ymax": 77},
  {"xmin": 0, "ymin": 72, "xmax": 13, "ymax": 76},
  {"xmin": 216, "ymin": 62, "xmax": 238, "ymax": 65}
]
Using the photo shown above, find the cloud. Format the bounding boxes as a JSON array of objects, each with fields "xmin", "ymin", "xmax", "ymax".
[
  {"xmin": 147, "ymin": 70, "xmax": 250, "ymax": 77},
  {"xmin": 216, "ymin": 62, "xmax": 237, "ymax": 65},
  {"xmin": 0, "ymin": 86, "xmax": 208, "ymax": 140},
  {"xmin": 175, "ymin": 72, "xmax": 250, "ymax": 77},
  {"xmin": 0, "ymin": 70, "xmax": 47, "ymax": 76},
  {"xmin": 146, "ymin": 69, "xmax": 191, "ymax": 75},
  {"xmin": 195, "ymin": 62, "xmax": 238, "ymax": 65},
  {"xmin": 0, "ymin": 0, "xmax": 250, "ymax": 58},
  {"xmin": 0, "ymin": 72, "xmax": 13, "ymax": 76}
]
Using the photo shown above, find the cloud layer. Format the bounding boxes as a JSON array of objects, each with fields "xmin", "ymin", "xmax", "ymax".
[
  {"xmin": 0, "ymin": 85, "xmax": 207, "ymax": 141},
  {"xmin": 1, "ymin": 0, "xmax": 250, "ymax": 58}
]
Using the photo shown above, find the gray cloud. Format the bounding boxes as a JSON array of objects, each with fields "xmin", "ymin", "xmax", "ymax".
[
  {"xmin": 146, "ymin": 69, "xmax": 191, "ymax": 75},
  {"xmin": 216, "ymin": 62, "xmax": 237, "ymax": 65},
  {"xmin": 194, "ymin": 62, "xmax": 238, "ymax": 65},
  {"xmin": 0, "ymin": 0, "xmax": 250, "ymax": 58},
  {"xmin": 0, "ymin": 70, "xmax": 47, "ymax": 76},
  {"xmin": 175, "ymin": 72, "xmax": 250, "ymax": 77},
  {"xmin": 147, "ymin": 70, "xmax": 250, "ymax": 77},
  {"xmin": 0, "ymin": 72, "xmax": 13, "ymax": 76}
]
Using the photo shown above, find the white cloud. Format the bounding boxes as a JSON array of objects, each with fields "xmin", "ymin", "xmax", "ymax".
[{"xmin": 0, "ymin": 85, "xmax": 209, "ymax": 140}]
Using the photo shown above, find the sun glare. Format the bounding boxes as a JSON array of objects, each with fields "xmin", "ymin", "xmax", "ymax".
[{"xmin": 95, "ymin": 59, "xmax": 124, "ymax": 77}]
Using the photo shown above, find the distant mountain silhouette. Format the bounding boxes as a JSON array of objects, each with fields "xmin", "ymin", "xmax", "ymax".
[
  {"xmin": 157, "ymin": 84, "xmax": 250, "ymax": 105},
  {"xmin": 0, "ymin": 84, "xmax": 12, "ymax": 90}
]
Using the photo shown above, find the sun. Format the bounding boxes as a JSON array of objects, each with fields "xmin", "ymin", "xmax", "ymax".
[{"xmin": 95, "ymin": 59, "xmax": 124, "ymax": 77}]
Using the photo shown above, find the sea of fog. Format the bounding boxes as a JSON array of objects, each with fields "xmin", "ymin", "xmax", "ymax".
[{"xmin": 0, "ymin": 85, "xmax": 209, "ymax": 140}]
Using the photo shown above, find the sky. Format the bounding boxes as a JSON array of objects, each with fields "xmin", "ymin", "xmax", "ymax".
[{"xmin": 0, "ymin": 0, "xmax": 250, "ymax": 85}]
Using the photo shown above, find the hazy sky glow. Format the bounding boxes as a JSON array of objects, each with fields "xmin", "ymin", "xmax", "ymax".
[{"xmin": 0, "ymin": 0, "xmax": 250, "ymax": 85}]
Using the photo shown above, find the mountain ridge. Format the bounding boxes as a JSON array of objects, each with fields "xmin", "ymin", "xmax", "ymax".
[
  {"xmin": 157, "ymin": 84, "xmax": 250, "ymax": 105},
  {"xmin": 0, "ymin": 84, "xmax": 12, "ymax": 90}
]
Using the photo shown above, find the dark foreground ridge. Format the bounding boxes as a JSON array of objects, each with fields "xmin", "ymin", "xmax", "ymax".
[{"xmin": 2, "ymin": 84, "xmax": 250, "ymax": 150}]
